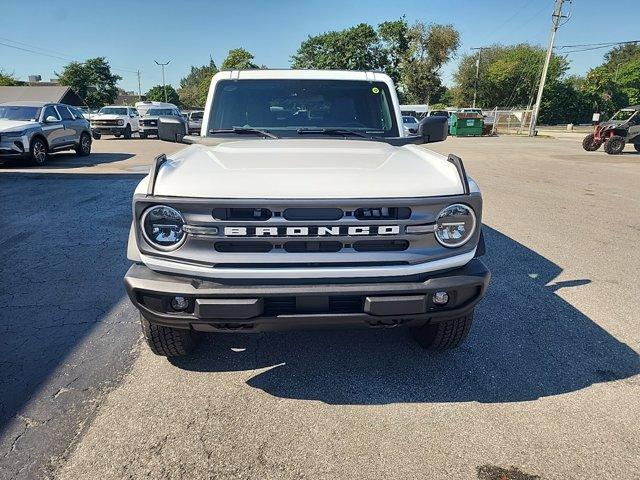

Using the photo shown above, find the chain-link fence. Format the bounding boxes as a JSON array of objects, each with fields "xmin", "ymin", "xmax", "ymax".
[{"xmin": 485, "ymin": 108, "xmax": 533, "ymax": 135}]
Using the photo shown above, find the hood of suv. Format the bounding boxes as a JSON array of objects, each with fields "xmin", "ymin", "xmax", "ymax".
[
  {"xmin": 148, "ymin": 139, "xmax": 465, "ymax": 199},
  {"xmin": 0, "ymin": 120, "xmax": 36, "ymax": 132}
]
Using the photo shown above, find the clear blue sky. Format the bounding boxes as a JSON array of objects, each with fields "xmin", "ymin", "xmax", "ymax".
[{"xmin": 1, "ymin": 0, "xmax": 637, "ymax": 93}]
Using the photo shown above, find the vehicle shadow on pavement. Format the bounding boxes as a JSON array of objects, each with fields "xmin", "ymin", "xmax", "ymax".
[
  {"xmin": 171, "ymin": 226, "xmax": 640, "ymax": 404},
  {"xmin": 0, "ymin": 174, "xmax": 141, "ymax": 435},
  {"xmin": 0, "ymin": 153, "xmax": 135, "ymax": 171}
]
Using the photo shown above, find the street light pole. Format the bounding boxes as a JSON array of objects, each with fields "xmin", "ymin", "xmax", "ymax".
[
  {"xmin": 471, "ymin": 47, "xmax": 484, "ymax": 109},
  {"xmin": 154, "ymin": 60, "xmax": 171, "ymax": 103},
  {"xmin": 529, "ymin": 0, "xmax": 568, "ymax": 136}
]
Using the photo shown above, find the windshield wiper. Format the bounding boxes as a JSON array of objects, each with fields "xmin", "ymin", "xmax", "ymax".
[
  {"xmin": 296, "ymin": 128, "xmax": 382, "ymax": 139},
  {"xmin": 208, "ymin": 127, "xmax": 279, "ymax": 139}
]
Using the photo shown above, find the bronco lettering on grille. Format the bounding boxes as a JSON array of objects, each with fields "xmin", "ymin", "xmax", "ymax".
[{"xmin": 224, "ymin": 225, "xmax": 400, "ymax": 237}]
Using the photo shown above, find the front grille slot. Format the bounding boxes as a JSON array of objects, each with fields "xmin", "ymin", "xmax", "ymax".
[
  {"xmin": 213, "ymin": 207, "xmax": 272, "ymax": 221},
  {"xmin": 263, "ymin": 297, "xmax": 296, "ymax": 315},
  {"xmin": 283, "ymin": 208, "xmax": 343, "ymax": 221},
  {"xmin": 263, "ymin": 296, "xmax": 363, "ymax": 315},
  {"xmin": 284, "ymin": 241, "xmax": 342, "ymax": 253},
  {"xmin": 353, "ymin": 240, "xmax": 409, "ymax": 252},
  {"xmin": 354, "ymin": 207, "xmax": 411, "ymax": 220},
  {"xmin": 215, "ymin": 241, "xmax": 272, "ymax": 253},
  {"xmin": 329, "ymin": 296, "xmax": 364, "ymax": 313}
]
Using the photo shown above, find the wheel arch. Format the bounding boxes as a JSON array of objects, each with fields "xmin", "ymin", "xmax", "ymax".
[{"xmin": 30, "ymin": 133, "xmax": 49, "ymax": 150}]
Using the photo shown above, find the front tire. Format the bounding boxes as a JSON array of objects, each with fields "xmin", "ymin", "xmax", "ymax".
[
  {"xmin": 92, "ymin": 131, "xmax": 101, "ymax": 140},
  {"xmin": 123, "ymin": 125, "xmax": 132, "ymax": 139},
  {"xmin": 140, "ymin": 315, "xmax": 199, "ymax": 357},
  {"xmin": 634, "ymin": 144, "xmax": 640, "ymax": 153},
  {"xmin": 139, "ymin": 132, "xmax": 147, "ymax": 139},
  {"xmin": 411, "ymin": 311, "xmax": 474, "ymax": 350},
  {"xmin": 29, "ymin": 137, "xmax": 48, "ymax": 166},
  {"xmin": 603, "ymin": 135, "xmax": 626, "ymax": 155},
  {"xmin": 75, "ymin": 132, "xmax": 91, "ymax": 156},
  {"xmin": 582, "ymin": 133, "xmax": 601, "ymax": 151}
]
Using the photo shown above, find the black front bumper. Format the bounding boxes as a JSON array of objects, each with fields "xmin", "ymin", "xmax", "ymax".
[
  {"xmin": 124, "ymin": 260, "xmax": 490, "ymax": 332},
  {"xmin": 92, "ymin": 127, "xmax": 125, "ymax": 135}
]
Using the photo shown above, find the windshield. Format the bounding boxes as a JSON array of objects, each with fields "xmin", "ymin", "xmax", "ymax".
[
  {"xmin": 208, "ymin": 79, "xmax": 399, "ymax": 137},
  {"xmin": 0, "ymin": 106, "xmax": 41, "ymax": 121},
  {"xmin": 610, "ymin": 109, "xmax": 635, "ymax": 122},
  {"xmin": 99, "ymin": 107, "xmax": 127, "ymax": 115},
  {"xmin": 403, "ymin": 116, "xmax": 418, "ymax": 124},
  {"xmin": 190, "ymin": 111, "xmax": 204, "ymax": 120},
  {"xmin": 147, "ymin": 108, "xmax": 177, "ymax": 116}
]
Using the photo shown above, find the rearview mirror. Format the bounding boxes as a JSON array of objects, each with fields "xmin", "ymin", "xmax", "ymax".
[
  {"xmin": 417, "ymin": 116, "xmax": 448, "ymax": 143},
  {"xmin": 157, "ymin": 116, "xmax": 188, "ymax": 143}
]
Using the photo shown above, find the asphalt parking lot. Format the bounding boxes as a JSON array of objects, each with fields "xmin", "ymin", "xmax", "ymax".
[{"xmin": 1, "ymin": 134, "xmax": 639, "ymax": 479}]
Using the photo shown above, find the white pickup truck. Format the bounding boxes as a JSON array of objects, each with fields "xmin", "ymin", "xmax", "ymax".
[{"xmin": 124, "ymin": 69, "xmax": 490, "ymax": 357}]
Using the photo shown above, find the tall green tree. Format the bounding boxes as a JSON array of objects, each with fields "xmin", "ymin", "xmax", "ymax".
[
  {"xmin": 401, "ymin": 22, "xmax": 459, "ymax": 104},
  {"xmin": 146, "ymin": 84, "xmax": 181, "ymax": 106},
  {"xmin": 291, "ymin": 23, "xmax": 385, "ymax": 71},
  {"xmin": 179, "ymin": 58, "xmax": 218, "ymax": 108},
  {"xmin": 291, "ymin": 19, "xmax": 459, "ymax": 104},
  {"xmin": 221, "ymin": 48, "xmax": 259, "ymax": 70},
  {"xmin": 377, "ymin": 19, "xmax": 410, "ymax": 86},
  {"xmin": 539, "ymin": 77, "xmax": 593, "ymax": 125},
  {"xmin": 57, "ymin": 57, "xmax": 121, "ymax": 108},
  {"xmin": 581, "ymin": 44, "xmax": 640, "ymax": 117},
  {"xmin": 452, "ymin": 43, "xmax": 568, "ymax": 109}
]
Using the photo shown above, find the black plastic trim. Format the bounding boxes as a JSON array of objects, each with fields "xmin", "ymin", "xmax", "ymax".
[
  {"xmin": 146, "ymin": 154, "xmax": 167, "ymax": 196},
  {"xmin": 447, "ymin": 154, "xmax": 470, "ymax": 195},
  {"xmin": 124, "ymin": 259, "xmax": 490, "ymax": 331}
]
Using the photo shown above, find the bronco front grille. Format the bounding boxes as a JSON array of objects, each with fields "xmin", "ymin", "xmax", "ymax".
[
  {"xmin": 134, "ymin": 195, "xmax": 482, "ymax": 271},
  {"xmin": 92, "ymin": 120, "xmax": 118, "ymax": 126}
]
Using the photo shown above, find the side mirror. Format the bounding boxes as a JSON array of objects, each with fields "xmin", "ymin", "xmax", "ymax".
[
  {"xmin": 45, "ymin": 116, "xmax": 59, "ymax": 123},
  {"xmin": 157, "ymin": 116, "xmax": 188, "ymax": 143},
  {"xmin": 417, "ymin": 116, "xmax": 448, "ymax": 143}
]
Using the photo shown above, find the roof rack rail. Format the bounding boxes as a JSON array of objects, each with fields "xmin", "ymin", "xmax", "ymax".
[
  {"xmin": 147, "ymin": 154, "xmax": 167, "ymax": 196},
  {"xmin": 447, "ymin": 154, "xmax": 470, "ymax": 195}
]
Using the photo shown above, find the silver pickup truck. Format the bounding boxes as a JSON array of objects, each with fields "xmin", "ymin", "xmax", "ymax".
[{"xmin": 124, "ymin": 69, "xmax": 490, "ymax": 357}]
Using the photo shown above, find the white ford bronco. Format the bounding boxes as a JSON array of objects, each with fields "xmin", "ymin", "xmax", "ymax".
[
  {"xmin": 124, "ymin": 69, "xmax": 490, "ymax": 357},
  {"xmin": 90, "ymin": 105, "xmax": 140, "ymax": 139}
]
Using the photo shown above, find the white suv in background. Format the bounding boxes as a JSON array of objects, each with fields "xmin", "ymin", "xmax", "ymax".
[{"xmin": 91, "ymin": 106, "xmax": 140, "ymax": 139}]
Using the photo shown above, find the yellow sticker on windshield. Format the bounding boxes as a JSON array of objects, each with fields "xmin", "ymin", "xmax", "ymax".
[{"xmin": 371, "ymin": 87, "xmax": 380, "ymax": 94}]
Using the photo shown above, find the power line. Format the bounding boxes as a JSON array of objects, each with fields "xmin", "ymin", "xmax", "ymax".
[
  {"xmin": 556, "ymin": 40, "xmax": 639, "ymax": 49},
  {"xmin": 0, "ymin": 37, "xmax": 139, "ymax": 74}
]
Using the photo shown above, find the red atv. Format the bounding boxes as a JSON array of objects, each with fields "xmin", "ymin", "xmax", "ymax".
[{"xmin": 583, "ymin": 106, "xmax": 640, "ymax": 155}]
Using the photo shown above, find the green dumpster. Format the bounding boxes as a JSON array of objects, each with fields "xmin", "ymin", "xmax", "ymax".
[{"xmin": 449, "ymin": 112, "xmax": 484, "ymax": 136}]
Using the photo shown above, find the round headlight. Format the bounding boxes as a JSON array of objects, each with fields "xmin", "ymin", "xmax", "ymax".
[
  {"xmin": 141, "ymin": 205, "xmax": 186, "ymax": 251},
  {"xmin": 434, "ymin": 204, "xmax": 476, "ymax": 248},
  {"xmin": 117, "ymin": 119, "xmax": 125, "ymax": 126}
]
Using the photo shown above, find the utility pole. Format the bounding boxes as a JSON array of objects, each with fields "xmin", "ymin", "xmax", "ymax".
[
  {"xmin": 529, "ymin": 0, "xmax": 569, "ymax": 136},
  {"xmin": 154, "ymin": 60, "xmax": 171, "ymax": 103},
  {"xmin": 471, "ymin": 47, "xmax": 484, "ymax": 109},
  {"xmin": 137, "ymin": 70, "xmax": 142, "ymax": 101}
]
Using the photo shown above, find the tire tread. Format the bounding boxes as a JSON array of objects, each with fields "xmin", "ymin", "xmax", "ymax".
[
  {"xmin": 141, "ymin": 315, "xmax": 197, "ymax": 357},
  {"xmin": 412, "ymin": 312, "xmax": 474, "ymax": 350}
]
